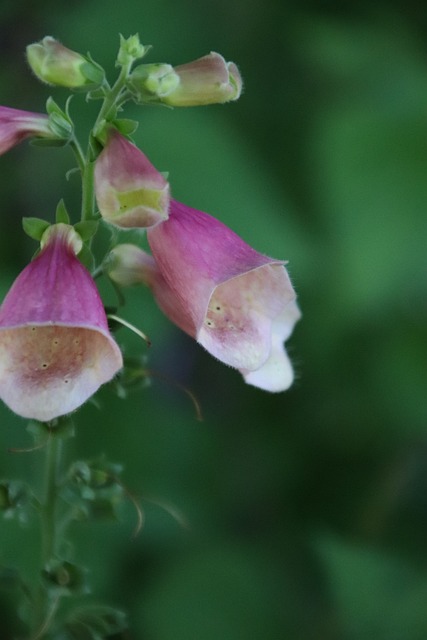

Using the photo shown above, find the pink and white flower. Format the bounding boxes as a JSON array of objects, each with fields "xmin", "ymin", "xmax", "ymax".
[
  {"xmin": 0, "ymin": 224, "xmax": 123, "ymax": 421},
  {"xmin": 108, "ymin": 200, "xmax": 300, "ymax": 392},
  {"xmin": 94, "ymin": 130, "xmax": 170, "ymax": 229}
]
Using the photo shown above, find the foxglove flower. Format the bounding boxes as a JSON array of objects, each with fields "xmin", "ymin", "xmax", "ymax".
[
  {"xmin": 0, "ymin": 106, "xmax": 53, "ymax": 156},
  {"xmin": 0, "ymin": 224, "xmax": 123, "ymax": 422},
  {"xmin": 26, "ymin": 36, "xmax": 103, "ymax": 88},
  {"xmin": 108, "ymin": 200, "xmax": 300, "ymax": 392},
  {"xmin": 94, "ymin": 130, "xmax": 170, "ymax": 229},
  {"xmin": 129, "ymin": 52, "xmax": 242, "ymax": 106}
]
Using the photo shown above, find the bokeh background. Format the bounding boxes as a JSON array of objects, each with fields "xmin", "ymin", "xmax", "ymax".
[{"xmin": 0, "ymin": 0, "xmax": 426, "ymax": 638}]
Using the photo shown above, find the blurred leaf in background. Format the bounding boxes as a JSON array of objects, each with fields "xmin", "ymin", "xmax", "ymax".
[{"xmin": 0, "ymin": 0, "xmax": 426, "ymax": 639}]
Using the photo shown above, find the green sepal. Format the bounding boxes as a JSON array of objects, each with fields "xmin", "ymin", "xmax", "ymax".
[
  {"xmin": 30, "ymin": 137, "xmax": 70, "ymax": 148},
  {"xmin": 111, "ymin": 118, "xmax": 139, "ymax": 136},
  {"xmin": 62, "ymin": 457, "xmax": 125, "ymax": 523},
  {"xmin": 46, "ymin": 97, "xmax": 73, "ymax": 139},
  {"xmin": 86, "ymin": 86, "xmax": 108, "ymax": 101},
  {"xmin": 52, "ymin": 415, "xmax": 76, "ymax": 440},
  {"xmin": 22, "ymin": 217, "xmax": 50, "ymax": 241},
  {"xmin": 27, "ymin": 416, "xmax": 75, "ymax": 444},
  {"xmin": 81, "ymin": 54, "xmax": 105, "ymax": 86},
  {"xmin": 63, "ymin": 605, "xmax": 128, "ymax": 639},
  {"xmin": 74, "ymin": 220, "xmax": 99, "ymax": 241},
  {"xmin": 56, "ymin": 199, "xmax": 71, "ymax": 224},
  {"xmin": 43, "ymin": 559, "xmax": 89, "ymax": 597},
  {"xmin": 77, "ymin": 244, "xmax": 95, "ymax": 271}
]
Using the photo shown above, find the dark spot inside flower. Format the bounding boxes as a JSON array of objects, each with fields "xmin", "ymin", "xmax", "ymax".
[{"xmin": 41, "ymin": 363, "xmax": 48, "ymax": 369}]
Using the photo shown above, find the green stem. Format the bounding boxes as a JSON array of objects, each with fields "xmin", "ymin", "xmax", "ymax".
[
  {"xmin": 41, "ymin": 434, "xmax": 62, "ymax": 566},
  {"xmin": 31, "ymin": 431, "xmax": 63, "ymax": 637},
  {"xmin": 79, "ymin": 65, "xmax": 133, "ymax": 224},
  {"xmin": 81, "ymin": 159, "xmax": 96, "ymax": 223}
]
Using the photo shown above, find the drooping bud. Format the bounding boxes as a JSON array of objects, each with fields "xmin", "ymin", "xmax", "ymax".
[
  {"xmin": 26, "ymin": 37, "xmax": 103, "ymax": 88},
  {"xmin": 0, "ymin": 224, "xmax": 123, "ymax": 421},
  {"xmin": 0, "ymin": 106, "xmax": 56, "ymax": 155},
  {"xmin": 94, "ymin": 130, "xmax": 170, "ymax": 229},
  {"xmin": 128, "ymin": 52, "xmax": 242, "ymax": 106}
]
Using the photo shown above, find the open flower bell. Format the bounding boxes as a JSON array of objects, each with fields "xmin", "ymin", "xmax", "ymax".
[
  {"xmin": 94, "ymin": 130, "xmax": 170, "ymax": 229},
  {"xmin": 108, "ymin": 199, "xmax": 300, "ymax": 392},
  {"xmin": 0, "ymin": 224, "xmax": 123, "ymax": 421},
  {"xmin": 0, "ymin": 106, "xmax": 54, "ymax": 156}
]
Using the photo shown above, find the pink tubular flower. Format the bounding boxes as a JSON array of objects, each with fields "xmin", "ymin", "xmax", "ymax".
[
  {"xmin": 108, "ymin": 200, "xmax": 300, "ymax": 392},
  {"xmin": 0, "ymin": 106, "xmax": 53, "ymax": 156},
  {"xmin": 0, "ymin": 224, "xmax": 123, "ymax": 422},
  {"xmin": 94, "ymin": 130, "xmax": 170, "ymax": 229}
]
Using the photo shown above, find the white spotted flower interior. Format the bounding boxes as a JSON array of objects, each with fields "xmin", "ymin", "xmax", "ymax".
[{"xmin": 0, "ymin": 223, "xmax": 123, "ymax": 421}]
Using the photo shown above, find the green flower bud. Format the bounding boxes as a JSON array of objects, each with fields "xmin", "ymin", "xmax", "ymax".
[
  {"xmin": 128, "ymin": 63, "xmax": 180, "ymax": 102},
  {"xmin": 116, "ymin": 33, "xmax": 148, "ymax": 67},
  {"xmin": 26, "ymin": 36, "xmax": 103, "ymax": 88}
]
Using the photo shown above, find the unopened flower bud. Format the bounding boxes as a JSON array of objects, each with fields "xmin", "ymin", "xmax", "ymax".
[
  {"xmin": 26, "ymin": 37, "xmax": 103, "ymax": 88},
  {"xmin": 116, "ymin": 34, "xmax": 148, "ymax": 67},
  {"xmin": 107, "ymin": 244, "xmax": 156, "ymax": 286},
  {"xmin": 129, "ymin": 52, "xmax": 242, "ymax": 106},
  {"xmin": 128, "ymin": 64, "xmax": 180, "ymax": 102}
]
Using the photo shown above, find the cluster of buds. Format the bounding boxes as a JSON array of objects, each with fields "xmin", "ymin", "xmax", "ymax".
[{"xmin": 0, "ymin": 35, "xmax": 300, "ymax": 423}]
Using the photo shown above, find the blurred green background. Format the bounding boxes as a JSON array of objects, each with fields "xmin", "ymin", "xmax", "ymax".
[{"xmin": 0, "ymin": 0, "xmax": 426, "ymax": 638}]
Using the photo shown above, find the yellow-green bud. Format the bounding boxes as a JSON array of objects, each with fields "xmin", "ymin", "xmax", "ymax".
[
  {"xmin": 26, "ymin": 36, "xmax": 103, "ymax": 88},
  {"xmin": 128, "ymin": 63, "xmax": 180, "ymax": 102}
]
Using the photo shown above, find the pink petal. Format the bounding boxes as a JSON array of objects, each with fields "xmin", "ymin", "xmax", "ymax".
[{"xmin": 240, "ymin": 300, "xmax": 301, "ymax": 391}]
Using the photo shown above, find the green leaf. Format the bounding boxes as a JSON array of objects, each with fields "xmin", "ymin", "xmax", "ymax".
[
  {"xmin": 22, "ymin": 217, "xmax": 50, "ymax": 241},
  {"xmin": 74, "ymin": 220, "xmax": 99, "ymax": 241}
]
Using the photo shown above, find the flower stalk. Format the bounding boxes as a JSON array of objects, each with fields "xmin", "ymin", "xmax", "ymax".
[{"xmin": 31, "ymin": 429, "xmax": 63, "ymax": 637}]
